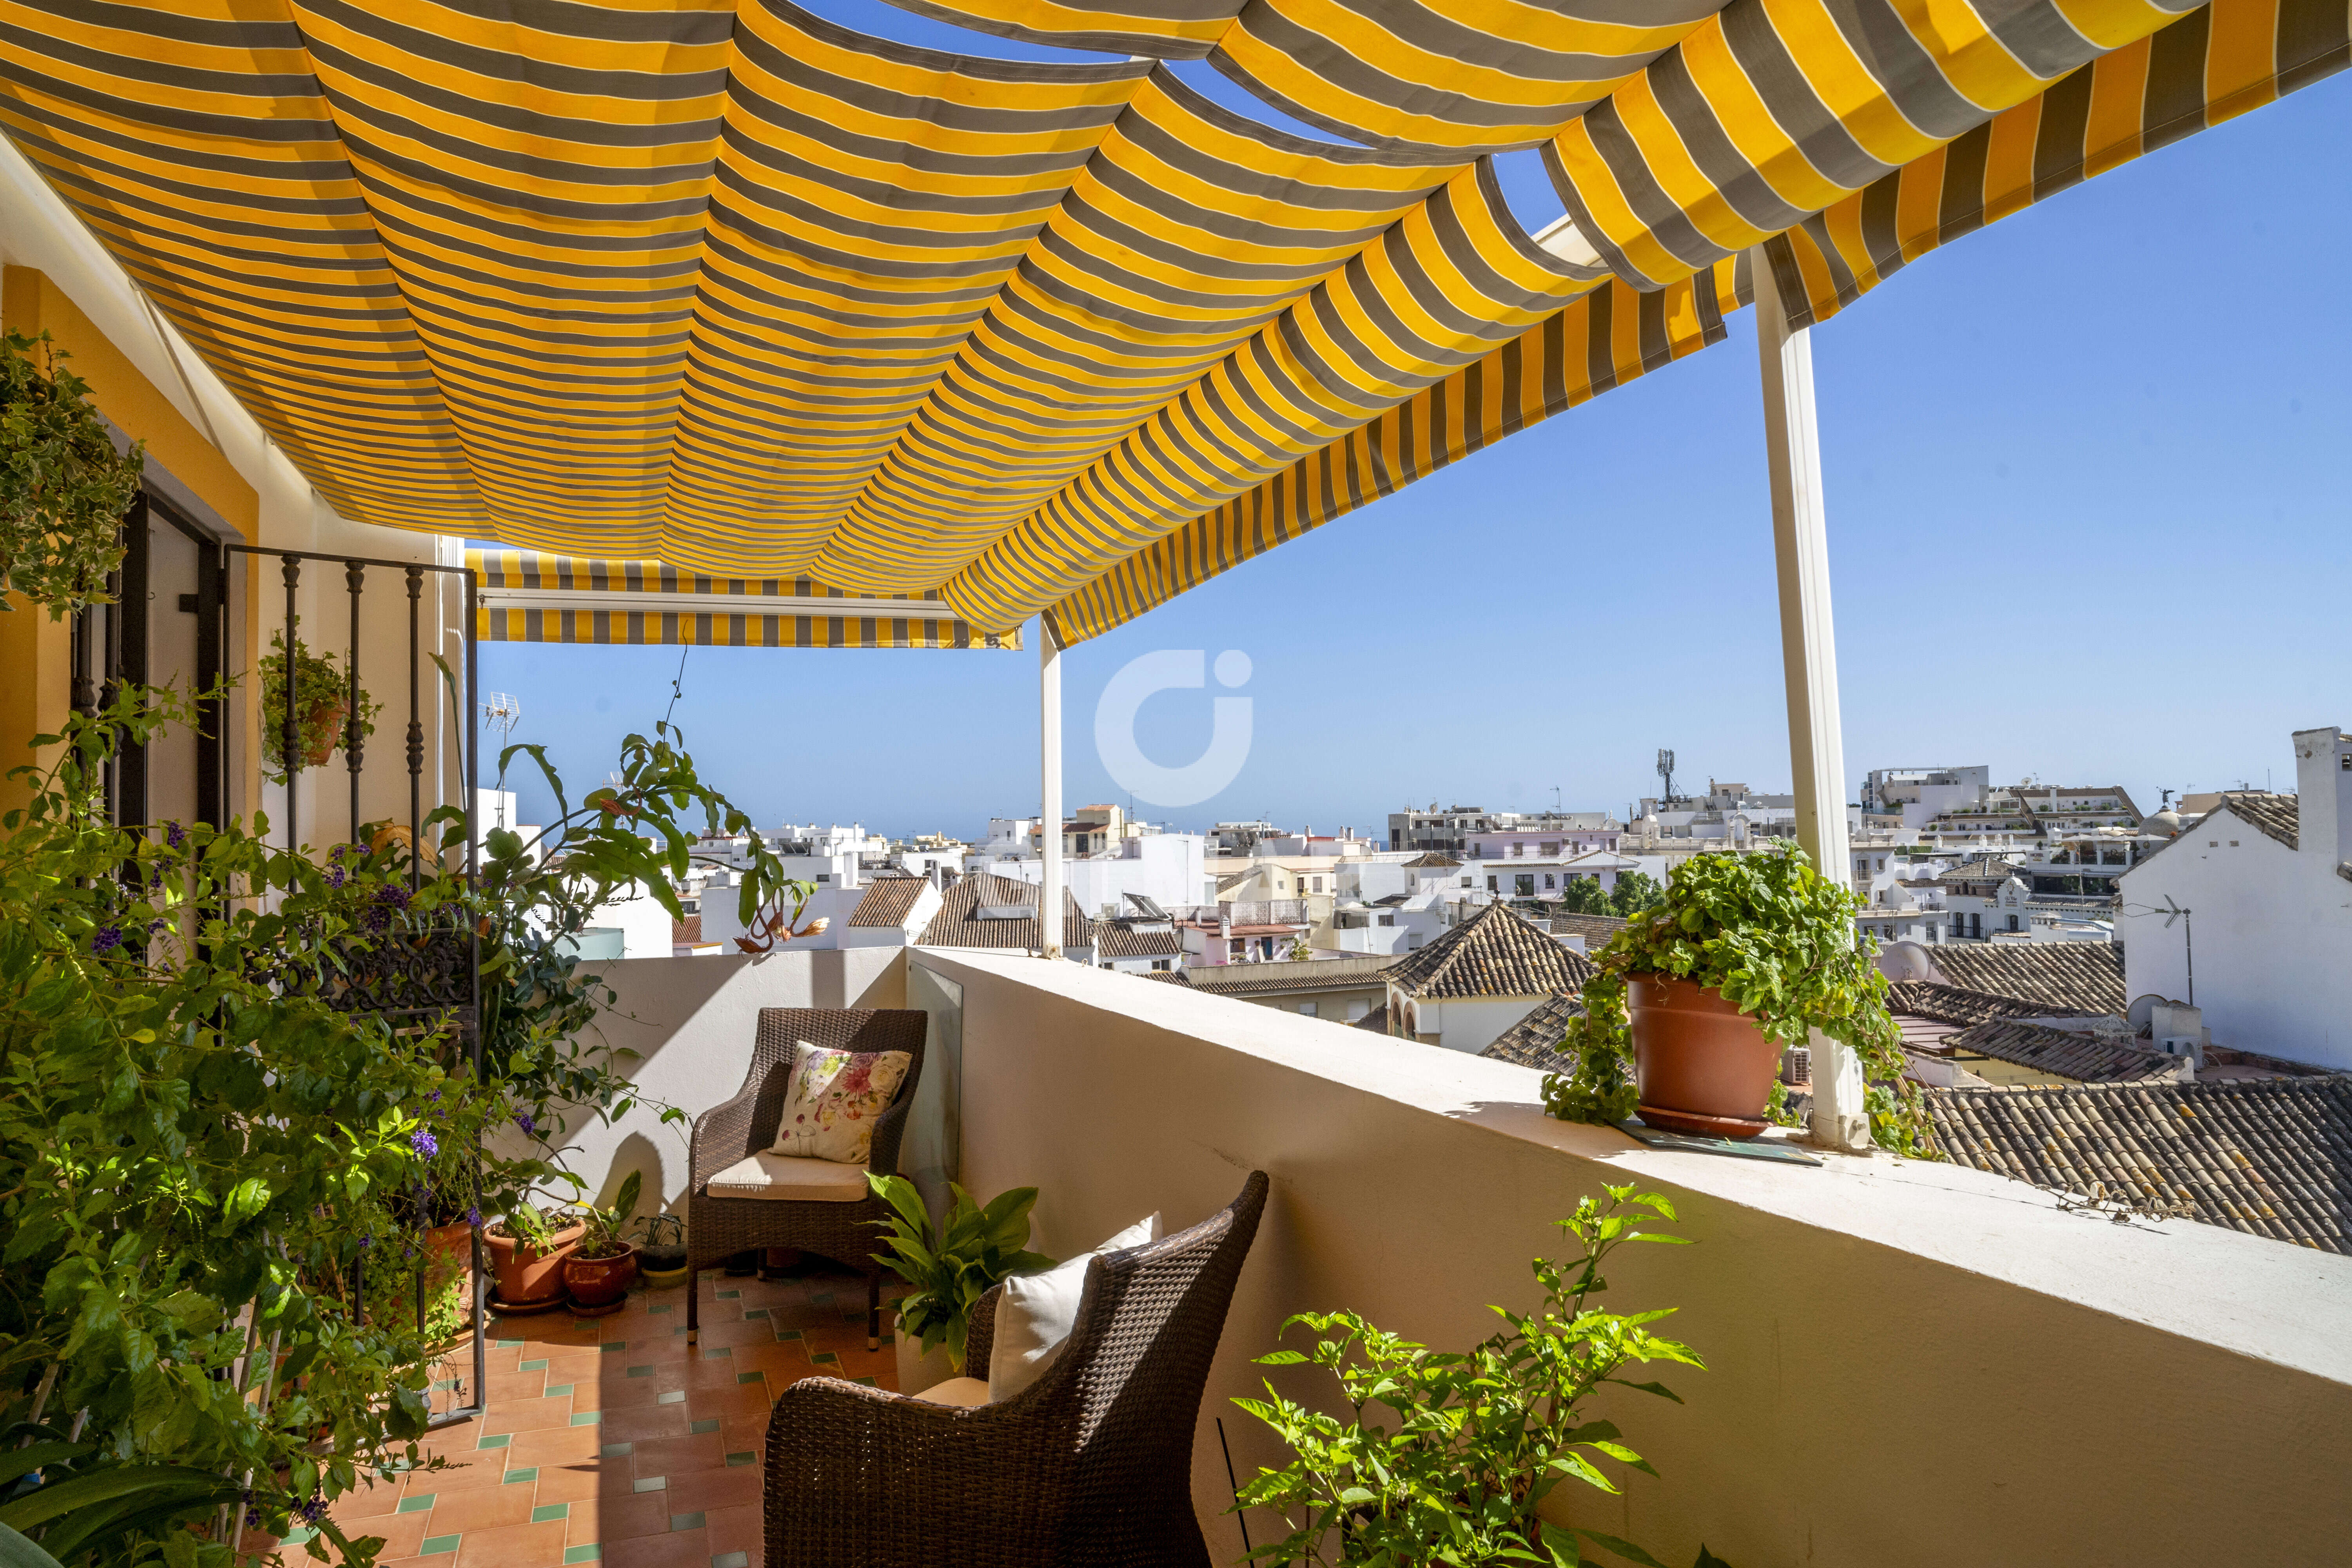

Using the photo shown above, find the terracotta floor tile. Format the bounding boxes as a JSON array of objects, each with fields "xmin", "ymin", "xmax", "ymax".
[
  {"xmin": 625, "ymin": 1432, "xmax": 726, "ymax": 1481},
  {"xmin": 482, "ymin": 1396, "xmax": 580, "ymax": 1437},
  {"xmin": 452, "ymin": 1517, "xmax": 568, "ymax": 1568},
  {"xmin": 335, "ymin": 1509, "xmax": 430, "ymax": 1561},
  {"xmin": 568, "ymin": 1488, "xmax": 672, "ymax": 1544},
  {"xmin": 570, "ymin": 1377, "xmax": 662, "ymax": 1414},
  {"xmin": 594, "ymin": 1405, "xmax": 691, "ymax": 1445},
  {"xmin": 502, "ymin": 1425, "xmax": 606, "ymax": 1467},
  {"xmin": 823, "ymin": 1344, "xmax": 896, "ymax": 1382},
  {"xmin": 685, "ymin": 1384, "xmax": 774, "ymax": 1424},
  {"xmin": 483, "ymin": 1371, "xmax": 550, "ymax": 1403},
  {"xmin": 688, "ymin": 1319, "xmax": 777, "ymax": 1351},
  {"xmin": 400, "ymin": 1455, "xmax": 507, "ymax": 1498},
  {"xmin": 727, "ymin": 1340, "xmax": 814, "ymax": 1377},
  {"xmin": 662, "ymin": 1465, "xmax": 759, "ymax": 1517},
  {"xmin": 422, "ymin": 1481, "xmax": 541, "ymax": 1535},
  {"xmin": 331, "ymin": 1476, "xmax": 407, "ymax": 1523},
  {"xmin": 676, "ymin": 1358, "xmax": 752, "ymax": 1393},
  {"xmin": 703, "ymin": 1503, "xmax": 760, "ymax": 1561},
  {"xmin": 720, "ymin": 1419, "xmax": 772, "ymax": 1460},
  {"xmin": 600, "ymin": 1524, "xmax": 708, "ymax": 1568},
  {"xmin": 529, "ymin": 1457, "xmax": 633, "ymax": 1507}
]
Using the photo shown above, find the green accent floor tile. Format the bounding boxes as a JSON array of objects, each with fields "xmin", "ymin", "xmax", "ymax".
[
  {"xmin": 519, "ymin": 1358, "xmax": 548, "ymax": 1371},
  {"xmin": 655, "ymin": 1390, "xmax": 686, "ymax": 1406},
  {"xmin": 476, "ymin": 1434, "xmax": 511, "ymax": 1451},
  {"xmin": 807, "ymin": 1291, "xmax": 835, "ymax": 1305},
  {"xmin": 646, "ymin": 1304, "xmax": 673, "ymax": 1315},
  {"xmin": 714, "ymin": 1289, "xmax": 739, "ymax": 1300},
  {"xmin": 397, "ymin": 1495, "xmax": 435, "ymax": 1514},
  {"xmin": 600, "ymin": 1341, "xmax": 627, "ymax": 1353},
  {"xmin": 633, "ymin": 1476, "xmax": 667, "ymax": 1494},
  {"xmin": 546, "ymin": 1383, "xmax": 574, "ymax": 1397},
  {"xmin": 599, "ymin": 1443, "xmax": 635, "ymax": 1459},
  {"xmin": 430, "ymin": 1378, "xmax": 456, "ymax": 1391},
  {"xmin": 569, "ymin": 1412, "xmax": 602, "ymax": 1426},
  {"xmin": 564, "ymin": 1548, "xmax": 602, "ymax": 1564},
  {"xmin": 734, "ymin": 1371, "xmax": 764, "ymax": 1385},
  {"xmin": 809, "ymin": 1352, "xmax": 839, "ymax": 1367},
  {"xmin": 532, "ymin": 1503, "xmax": 570, "ymax": 1524},
  {"xmin": 673, "ymin": 1327, "xmax": 690, "ymax": 1338},
  {"xmin": 419, "ymin": 1535, "xmax": 461, "ymax": 1557},
  {"xmin": 504, "ymin": 1468, "xmax": 539, "ymax": 1485},
  {"xmin": 626, "ymin": 1364, "xmax": 655, "ymax": 1378},
  {"xmin": 279, "ymin": 1529, "xmax": 315, "ymax": 1547},
  {"xmin": 495, "ymin": 1338, "xmax": 524, "ymax": 1348},
  {"xmin": 669, "ymin": 1512, "xmax": 706, "ymax": 1532},
  {"xmin": 851, "ymin": 1376, "xmax": 878, "ymax": 1388},
  {"xmin": 700, "ymin": 1346, "xmax": 731, "ymax": 1358},
  {"xmin": 688, "ymin": 1418, "xmax": 719, "ymax": 1435},
  {"xmin": 739, "ymin": 1308, "xmax": 768, "ymax": 1320},
  {"xmin": 724, "ymin": 1452, "xmax": 755, "ymax": 1468},
  {"xmin": 773, "ymin": 1329, "xmax": 803, "ymax": 1342},
  {"xmin": 713, "ymin": 1552, "xmax": 751, "ymax": 1568}
]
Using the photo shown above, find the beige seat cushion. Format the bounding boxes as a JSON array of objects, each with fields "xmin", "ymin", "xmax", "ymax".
[
  {"xmin": 706, "ymin": 1151, "xmax": 872, "ymax": 1203},
  {"xmin": 911, "ymin": 1377, "xmax": 989, "ymax": 1408}
]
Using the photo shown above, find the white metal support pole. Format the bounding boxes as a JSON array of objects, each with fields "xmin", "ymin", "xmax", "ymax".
[
  {"xmin": 1753, "ymin": 245, "xmax": 1869, "ymax": 1154},
  {"xmin": 1038, "ymin": 614, "xmax": 1064, "ymax": 961}
]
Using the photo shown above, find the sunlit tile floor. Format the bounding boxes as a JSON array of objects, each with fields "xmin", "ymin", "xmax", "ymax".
[{"xmin": 283, "ymin": 1261, "xmax": 899, "ymax": 1567}]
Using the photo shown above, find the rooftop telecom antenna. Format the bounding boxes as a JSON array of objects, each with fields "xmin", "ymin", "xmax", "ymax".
[{"xmin": 1656, "ymin": 748, "xmax": 1677, "ymax": 806}]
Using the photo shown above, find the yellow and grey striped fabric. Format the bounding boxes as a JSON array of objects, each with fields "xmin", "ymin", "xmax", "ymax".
[
  {"xmin": 0, "ymin": 0, "xmax": 2319, "ymax": 649},
  {"xmin": 1760, "ymin": 0, "xmax": 2350, "ymax": 329},
  {"xmin": 468, "ymin": 550, "xmax": 1019, "ymax": 648}
]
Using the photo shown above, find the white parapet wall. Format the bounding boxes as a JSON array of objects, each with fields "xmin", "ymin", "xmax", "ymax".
[
  {"xmin": 910, "ymin": 947, "xmax": 2352, "ymax": 1568},
  {"xmin": 526, "ymin": 948, "xmax": 904, "ymax": 1214}
]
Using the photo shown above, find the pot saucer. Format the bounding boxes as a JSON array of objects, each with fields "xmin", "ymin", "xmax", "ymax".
[
  {"xmin": 486, "ymin": 1290, "xmax": 568, "ymax": 1317},
  {"xmin": 567, "ymin": 1295, "xmax": 628, "ymax": 1317},
  {"xmin": 1635, "ymin": 1103, "xmax": 1769, "ymax": 1140}
]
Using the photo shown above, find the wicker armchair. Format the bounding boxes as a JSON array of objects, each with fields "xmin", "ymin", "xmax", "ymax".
[
  {"xmin": 684, "ymin": 1007, "xmax": 927, "ymax": 1347},
  {"xmin": 762, "ymin": 1169, "xmax": 1269, "ymax": 1568}
]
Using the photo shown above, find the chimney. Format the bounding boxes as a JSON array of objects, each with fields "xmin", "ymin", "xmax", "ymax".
[{"xmin": 2292, "ymin": 726, "xmax": 2352, "ymax": 870}]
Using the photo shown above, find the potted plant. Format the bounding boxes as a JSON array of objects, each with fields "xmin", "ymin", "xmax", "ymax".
[
  {"xmin": 0, "ymin": 329, "xmax": 144, "ymax": 618},
  {"xmin": 483, "ymin": 1203, "xmax": 586, "ymax": 1314},
  {"xmin": 1232, "ymin": 1186, "xmax": 1730, "ymax": 1568},
  {"xmin": 258, "ymin": 621, "xmax": 381, "ymax": 784},
  {"xmin": 563, "ymin": 1171, "xmax": 642, "ymax": 1316},
  {"xmin": 1543, "ymin": 846, "xmax": 1931, "ymax": 1152},
  {"xmin": 636, "ymin": 1212, "xmax": 688, "ymax": 1289},
  {"xmin": 867, "ymin": 1174, "xmax": 1054, "ymax": 1397}
]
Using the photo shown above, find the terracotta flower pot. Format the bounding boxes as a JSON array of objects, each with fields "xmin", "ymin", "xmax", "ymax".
[
  {"xmin": 893, "ymin": 1311, "xmax": 956, "ymax": 1398},
  {"xmin": 1627, "ymin": 974, "xmax": 1783, "ymax": 1140},
  {"xmin": 300, "ymin": 699, "xmax": 345, "ymax": 767},
  {"xmin": 484, "ymin": 1221, "xmax": 584, "ymax": 1312},
  {"xmin": 421, "ymin": 1221, "xmax": 476, "ymax": 1319},
  {"xmin": 564, "ymin": 1243, "xmax": 639, "ymax": 1316}
]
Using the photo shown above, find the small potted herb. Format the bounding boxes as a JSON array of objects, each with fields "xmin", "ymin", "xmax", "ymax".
[
  {"xmin": 635, "ymin": 1212, "xmax": 688, "ymax": 1289},
  {"xmin": 867, "ymin": 1174, "xmax": 1054, "ymax": 1396},
  {"xmin": 1543, "ymin": 845, "xmax": 1931, "ymax": 1152},
  {"xmin": 484, "ymin": 1202, "xmax": 586, "ymax": 1314},
  {"xmin": 562, "ymin": 1171, "xmax": 642, "ymax": 1316},
  {"xmin": 258, "ymin": 621, "xmax": 381, "ymax": 785}
]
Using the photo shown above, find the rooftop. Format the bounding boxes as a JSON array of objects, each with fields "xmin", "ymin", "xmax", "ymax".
[
  {"xmin": 844, "ymin": 875, "xmax": 929, "ymax": 928},
  {"xmin": 1386, "ymin": 902, "xmax": 1596, "ymax": 1001},
  {"xmin": 918, "ymin": 871, "xmax": 1091, "ymax": 953},
  {"xmin": 1478, "ymin": 991, "xmax": 1588, "ymax": 1073},
  {"xmin": 1921, "ymin": 943, "xmax": 2129, "ymax": 1017},
  {"xmin": 1181, "ymin": 955, "xmax": 1399, "ymax": 998},
  {"xmin": 1939, "ymin": 1019, "xmax": 2186, "ymax": 1085}
]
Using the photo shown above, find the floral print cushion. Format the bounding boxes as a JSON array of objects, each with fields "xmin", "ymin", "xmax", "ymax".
[{"xmin": 769, "ymin": 1041, "xmax": 913, "ymax": 1165}]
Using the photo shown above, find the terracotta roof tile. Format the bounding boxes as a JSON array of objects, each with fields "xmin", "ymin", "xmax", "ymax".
[
  {"xmin": 1928, "ymin": 1077, "xmax": 2352, "ymax": 1253},
  {"xmin": 1183, "ymin": 955, "xmax": 1397, "ymax": 998},
  {"xmin": 1943, "ymin": 1020, "xmax": 2185, "ymax": 1083},
  {"xmin": 1547, "ymin": 913, "xmax": 1630, "ymax": 949},
  {"xmin": 1479, "ymin": 992, "xmax": 1587, "ymax": 1073},
  {"xmin": 1094, "ymin": 922, "xmax": 1183, "ymax": 958},
  {"xmin": 1886, "ymin": 982, "xmax": 2100, "ymax": 1027},
  {"xmin": 846, "ymin": 875, "xmax": 929, "ymax": 928},
  {"xmin": 919, "ymin": 871, "xmax": 1090, "ymax": 952},
  {"xmin": 1386, "ymin": 903, "xmax": 1594, "ymax": 1001},
  {"xmin": 1925, "ymin": 944, "xmax": 2127, "ymax": 1016}
]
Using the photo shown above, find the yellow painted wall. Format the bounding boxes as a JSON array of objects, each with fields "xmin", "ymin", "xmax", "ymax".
[{"xmin": 1, "ymin": 267, "xmax": 260, "ymax": 812}]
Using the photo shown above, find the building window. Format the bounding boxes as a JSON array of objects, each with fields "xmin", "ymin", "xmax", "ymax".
[
  {"xmin": 1544, "ymin": 874, "xmax": 1555, "ymax": 889},
  {"xmin": 1515, "ymin": 875, "xmax": 1535, "ymax": 897},
  {"xmin": 1487, "ymin": 877, "xmax": 1498, "ymax": 891},
  {"xmin": 2007, "ymin": 915, "xmax": 2020, "ymax": 931}
]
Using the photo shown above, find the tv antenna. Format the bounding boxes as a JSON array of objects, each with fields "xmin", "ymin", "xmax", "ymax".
[
  {"xmin": 1656, "ymin": 748, "xmax": 1677, "ymax": 806},
  {"xmin": 2161, "ymin": 895, "xmax": 2194, "ymax": 1006},
  {"xmin": 481, "ymin": 691, "xmax": 522, "ymax": 740}
]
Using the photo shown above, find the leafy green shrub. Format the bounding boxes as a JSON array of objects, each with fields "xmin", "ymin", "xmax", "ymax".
[
  {"xmin": 0, "ymin": 331, "xmax": 143, "ymax": 618},
  {"xmin": 257, "ymin": 622, "xmax": 381, "ymax": 786},
  {"xmin": 866, "ymin": 1176, "xmax": 1054, "ymax": 1370},
  {"xmin": 1606, "ymin": 870, "xmax": 1664, "ymax": 918},
  {"xmin": 1555, "ymin": 877, "xmax": 1610, "ymax": 916},
  {"xmin": 1232, "ymin": 1187, "xmax": 1726, "ymax": 1568},
  {"xmin": 1539, "ymin": 846, "xmax": 1932, "ymax": 1156}
]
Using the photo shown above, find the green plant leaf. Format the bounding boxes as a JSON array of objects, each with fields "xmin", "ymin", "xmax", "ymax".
[
  {"xmin": 1573, "ymin": 1530, "xmax": 1670, "ymax": 1568},
  {"xmin": 0, "ymin": 1520, "xmax": 64, "ymax": 1568},
  {"xmin": 0, "ymin": 1464, "xmax": 232, "ymax": 1532}
]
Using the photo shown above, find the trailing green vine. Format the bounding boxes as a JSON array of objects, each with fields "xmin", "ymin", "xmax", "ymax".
[
  {"xmin": 0, "ymin": 331, "xmax": 143, "ymax": 617},
  {"xmin": 1540, "ymin": 846, "xmax": 1936, "ymax": 1158},
  {"xmin": 258, "ymin": 622, "xmax": 381, "ymax": 786}
]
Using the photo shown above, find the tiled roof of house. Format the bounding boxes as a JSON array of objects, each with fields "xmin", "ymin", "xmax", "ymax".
[
  {"xmin": 1926, "ymin": 944, "xmax": 2127, "ymax": 1016},
  {"xmin": 1094, "ymin": 922, "xmax": 1183, "ymax": 958},
  {"xmin": 1353, "ymin": 1002, "xmax": 1389, "ymax": 1032},
  {"xmin": 1944, "ymin": 1020, "xmax": 2185, "ymax": 1083},
  {"xmin": 2208, "ymin": 791, "xmax": 2299, "ymax": 850},
  {"xmin": 1183, "ymin": 955, "xmax": 1397, "ymax": 998},
  {"xmin": 1478, "ymin": 991, "xmax": 1586, "ymax": 1074},
  {"xmin": 918, "ymin": 871, "xmax": 1091, "ymax": 952},
  {"xmin": 1548, "ymin": 913, "xmax": 1630, "ymax": 950},
  {"xmin": 1886, "ymin": 982, "xmax": 2100, "ymax": 1027},
  {"xmin": 1142, "ymin": 967, "xmax": 1192, "ymax": 985},
  {"xmin": 846, "ymin": 875, "xmax": 929, "ymax": 928},
  {"xmin": 1385, "ymin": 902, "xmax": 1595, "ymax": 1001},
  {"xmin": 1403, "ymin": 853, "xmax": 1462, "ymax": 868},
  {"xmin": 1936, "ymin": 855, "xmax": 2024, "ymax": 884},
  {"xmin": 1928, "ymin": 1077, "xmax": 2352, "ymax": 1253}
]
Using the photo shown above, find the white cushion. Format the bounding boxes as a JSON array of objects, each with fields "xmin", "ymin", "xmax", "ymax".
[
  {"xmin": 911, "ymin": 1376, "xmax": 989, "ymax": 1408},
  {"xmin": 986, "ymin": 1212, "xmax": 1160, "ymax": 1404},
  {"xmin": 706, "ymin": 1151, "xmax": 872, "ymax": 1203},
  {"xmin": 769, "ymin": 1040, "xmax": 913, "ymax": 1164}
]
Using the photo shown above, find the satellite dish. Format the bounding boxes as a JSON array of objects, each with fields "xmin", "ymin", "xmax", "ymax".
[
  {"xmin": 2125, "ymin": 993, "xmax": 2181, "ymax": 1031},
  {"xmin": 1876, "ymin": 940, "xmax": 1940, "ymax": 983}
]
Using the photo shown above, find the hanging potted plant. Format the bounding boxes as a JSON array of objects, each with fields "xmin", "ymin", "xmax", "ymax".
[
  {"xmin": 258, "ymin": 620, "xmax": 380, "ymax": 784},
  {"xmin": 867, "ymin": 1174, "xmax": 1054, "ymax": 1397},
  {"xmin": 562, "ymin": 1171, "xmax": 642, "ymax": 1316},
  {"xmin": 0, "ymin": 330, "xmax": 145, "ymax": 617},
  {"xmin": 1542, "ymin": 845, "xmax": 1933, "ymax": 1152}
]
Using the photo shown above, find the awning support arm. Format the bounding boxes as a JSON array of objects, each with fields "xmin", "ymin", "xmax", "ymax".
[{"xmin": 1039, "ymin": 612, "xmax": 1064, "ymax": 961}]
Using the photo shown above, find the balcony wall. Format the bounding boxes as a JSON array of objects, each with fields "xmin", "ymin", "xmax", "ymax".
[{"xmin": 910, "ymin": 948, "xmax": 2352, "ymax": 1568}]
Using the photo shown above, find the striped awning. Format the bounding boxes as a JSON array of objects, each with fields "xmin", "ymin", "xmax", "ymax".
[
  {"xmin": 470, "ymin": 551, "xmax": 1018, "ymax": 648},
  {"xmin": 2, "ymin": 0, "xmax": 2334, "ymax": 644}
]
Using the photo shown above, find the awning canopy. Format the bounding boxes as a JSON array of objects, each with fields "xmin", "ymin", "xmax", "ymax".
[{"xmin": 3, "ymin": 0, "xmax": 2336, "ymax": 642}]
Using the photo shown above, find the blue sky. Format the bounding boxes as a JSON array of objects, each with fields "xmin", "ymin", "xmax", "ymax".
[{"xmin": 484, "ymin": 40, "xmax": 2352, "ymax": 840}]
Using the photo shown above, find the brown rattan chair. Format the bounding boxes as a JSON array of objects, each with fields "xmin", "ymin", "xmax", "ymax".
[
  {"xmin": 762, "ymin": 1169, "xmax": 1269, "ymax": 1568},
  {"xmin": 684, "ymin": 1007, "xmax": 927, "ymax": 1348}
]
